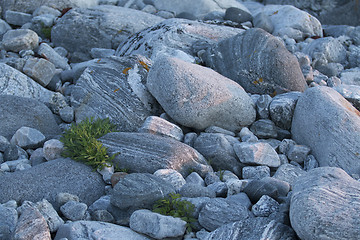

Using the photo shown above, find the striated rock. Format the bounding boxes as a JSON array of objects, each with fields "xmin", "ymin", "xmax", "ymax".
[
  {"xmin": 291, "ymin": 86, "xmax": 360, "ymax": 175},
  {"xmin": 1, "ymin": 29, "xmax": 38, "ymax": 52},
  {"xmin": 290, "ymin": 167, "xmax": 360, "ymax": 240},
  {"xmin": 139, "ymin": 116, "xmax": 184, "ymax": 141},
  {"xmin": 100, "ymin": 132, "xmax": 212, "ymax": 177},
  {"xmin": 202, "ymin": 28, "xmax": 307, "ymax": 95},
  {"xmin": 52, "ymin": 5, "xmax": 163, "ymax": 59},
  {"xmin": 71, "ymin": 56, "xmax": 160, "ymax": 131},
  {"xmin": 147, "ymin": 55, "xmax": 256, "ymax": 132}
]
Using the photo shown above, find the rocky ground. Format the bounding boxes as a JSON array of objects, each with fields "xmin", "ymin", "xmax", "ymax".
[{"xmin": 0, "ymin": 0, "xmax": 360, "ymax": 239}]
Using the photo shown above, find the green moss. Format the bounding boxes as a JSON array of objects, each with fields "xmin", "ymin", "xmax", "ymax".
[
  {"xmin": 41, "ymin": 26, "xmax": 52, "ymax": 39},
  {"xmin": 60, "ymin": 117, "xmax": 118, "ymax": 170}
]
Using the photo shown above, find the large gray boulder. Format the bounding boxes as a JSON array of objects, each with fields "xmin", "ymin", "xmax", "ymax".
[
  {"xmin": 291, "ymin": 86, "xmax": 360, "ymax": 176},
  {"xmin": 0, "ymin": 95, "xmax": 60, "ymax": 140},
  {"xmin": 0, "ymin": 158, "xmax": 105, "ymax": 209},
  {"xmin": 290, "ymin": 167, "xmax": 360, "ymax": 240},
  {"xmin": 147, "ymin": 55, "xmax": 256, "ymax": 132},
  {"xmin": 99, "ymin": 132, "xmax": 212, "ymax": 177},
  {"xmin": 116, "ymin": 18, "xmax": 244, "ymax": 62},
  {"xmin": 51, "ymin": 5, "xmax": 163, "ymax": 60},
  {"xmin": 202, "ymin": 28, "xmax": 307, "ymax": 95},
  {"xmin": 71, "ymin": 56, "xmax": 160, "ymax": 131}
]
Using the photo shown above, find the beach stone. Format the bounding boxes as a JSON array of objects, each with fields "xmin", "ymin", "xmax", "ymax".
[
  {"xmin": 290, "ymin": 167, "xmax": 360, "ymax": 240},
  {"xmin": 242, "ymin": 166, "xmax": 271, "ymax": 180},
  {"xmin": 202, "ymin": 28, "xmax": 307, "ymax": 95},
  {"xmin": 273, "ymin": 164, "xmax": 305, "ymax": 188},
  {"xmin": 286, "ymin": 144, "xmax": 311, "ymax": 164},
  {"xmin": 207, "ymin": 182, "xmax": 228, "ymax": 197},
  {"xmin": 224, "ymin": 7, "xmax": 252, "ymax": 23},
  {"xmin": 1, "ymin": 29, "xmax": 38, "ymax": 52},
  {"xmin": 186, "ymin": 172, "xmax": 206, "ymax": 186},
  {"xmin": 0, "ymin": 19, "xmax": 11, "ymax": 39},
  {"xmin": 147, "ymin": 55, "xmax": 256, "ymax": 132},
  {"xmin": 60, "ymin": 200, "xmax": 88, "ymax": 221},
  {"xmin": 139, "ymin": 116, "xmax": 184, "ymax": 141},
  {"xmin": 256, "ymin": 94, "xmax": 272, "ymax": 119},
  {"xmin": 179, "ymin": 183, "xmax": 216, "ymax": 198},
  {"xmin": 34, "ymin": 199, "xmax": 64, "ymax": 233},
  {"xmin": 36, "ymin": 43, "xmax": 70, "ymax": 70},
  {"xmin": 291, "ymin": 86, "xmax": 360, "ymax": 175},
  {"xmin": 51, "ymin": 5, "xmax": 163, "ymax": 60},
  {"xmin": 250, "ymin": 119, "xmax": 278, "ymax": 139},
  {"xmin": 23, "ymin": 57, "xmax": 56, "ymax": 87},
  {"xmin": 10, "ymin": 127, "xmax": 45, "ymax": 149},
  {"xmin": 334, "ymin": 84, "xmax": 360, "ymax": 110},
  {"xmin": 0, "ymin": 205, "xmax": 17, "ymax": 240},
  {"xmin": 252, "ymin": 195, "xmax": 280, "ymax": 217},
  {"xmin": 234, "ymin": 142, "xmax": 281, "ymax": 167},
  {"xmin": 4, "ymin": 10, "xmax": 31, "ymax": 26},
  {"xmin": 100, "ymin": 132, "xmax": 212, "ymax": 177},
  {"xmin": 253, "ymin": 11, "xmax": 274, "ymax": 33},
  {"xmin": 154, "ymin": 169, "xmax": 186, "ymax": 191},
  {"xmin": 340, "ymin": 67, "xmax": 360, "ymax": 86},
  {"xmin": 43, "ymin": 139, "xmax": 63, "ymax": 161},
  {"xmin": 183, "ymin": 132, "xmax": 197, "ymax": 147}
]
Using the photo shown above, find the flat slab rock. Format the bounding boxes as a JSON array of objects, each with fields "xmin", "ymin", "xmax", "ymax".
[
  {"xmin": 290, "ymin": 167, "xmax": 360, "ymax": 240},
  {"xmin": 99, "ymin": 132, "xmax": 212, "ymax": 177}
]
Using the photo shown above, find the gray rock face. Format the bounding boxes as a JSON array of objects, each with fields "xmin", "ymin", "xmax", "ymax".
[
  {"xmin": 234, "ymin": 142, "xmax": 280, "ymax": 167},
  {"xmin": 116, "ymin": 17, "xmax": 244, "ymax": 62},
  {"xmin": 147, "ymin": 55, "xmax": 256, "ymax": 132},
  {"xmin": 206, "ymin": 217, "xmax": 296, "ymax": 240},
  {"xmin": 130, "ymin": 209, "xmax": 186, "ymax": 239},
  {"xmin": 100, "ymin": 132, "xmax": 212, "ymax": 177},
  {"xmin": 202, "ymin": 28, "xmax": 307, "ymax": 95},
  {"xmin": 52, "ymin": 5, "xmax": 163, "ymax": 59},
  {"xmin": 291, "ymin": 86, "xmax": 360, "ymax": 175},
  {"xmin": 0, "ymin": 95, "xmax": 60, "ymax": 141},
  {"xmin": 1, "ymin": 29, "xmax": 39, "ymax": 52},
  {"xmin": 0, "ymin": 158, "xmax": 105, "ymax": 209},
  {"xmin": 71, "ymin": 56, "xmax": 160, "ymax": 131},
  {"xmin": 54, "ymin": 220, "xmax": 151, "ymax": 240},
  {"xmin": 290, "ymin": 167, "xmax": 360, "ymax": 240},
  {"xmin": 110, "ymin": 173, "xmax": 175, "ymax": 210}
]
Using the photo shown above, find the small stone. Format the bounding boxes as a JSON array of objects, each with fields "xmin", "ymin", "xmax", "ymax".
[
  {"xmin": 3, "ymin": 144, "xmax": 19, "ymax": 161},
  {"xmin": 273, "ymin": 164, "xmax": 305, "ymax": 188},
  {"xmin": 286, "ymin": 144, "xmax": 311, "ymax": 164},
  {"xmin": 250, "ymin": 119, "xmax": 278, "ymax": 139},
  {"xmin": 23, "ymin": 57, "xmax": 56, "ymax": 87},
  {"xmin": 111, "ymin": 172, "xmax": 128, "ymax": 187},
  {"xmin": 138, "ymin": 116, "xmax": 184, "ymax": 141},
  {"xmin": 154, "ymin": 169, "xmax": 186, "ymax": 191},
  {"xmin": 91, "ymin": 210, "xmax": 114, "ymax": 223},
  {"xmin": 32, "ymin": 6, "xmax": 61, "ymax": 17},
  {"xmin": 2, "ymin": 29, "xmax": 39, "ymax": 52},
  {"xmin": 242, "ymin": 166, "xmax": 270, "ymax": 180},
  {"xmin": 15, "ymin": 162, "xmax": 31, "ymax": 171},
  {"xmin": 238, "ymin": 127, "xmax": 258, "ymax": 142},
  {"xmin": 252, "ymin": 195, "xmax": 280, "ymax": 217},
  {"xmin": 205, "ymin": 126, "xmax": 235, "ymax": 136},
  {"xmin": 36, "ymin": 43, "xmax": 70, "ymax": 70},
  {"xmin": 224, "ymin": 7, "xmax": 253, "ymax": 24},
  {"xmin": 10, "ymin": 126, "xmax": 45, "ymax": 149},
  {"xmin": 186, "ymin": 172, "xmax": 205, "ymax": 186},
  {"xmin": 304, "ymin": 154, "xmax": 319, "ymax": 171},
  {"xmin": 207, "ymin": 182, "xmax": 228, "ymax": 197},
  {"xmin": 59, "ymin": 106, "xmax": 74, "ymax": 123},
  {"xmin": 60, "ymin": 200, "xmax": 87, "ymax": 221},
  {"xmin": 0, "ymin": 135, "xmax": 10, "ymax": 152},
  {"xmin": 253, "ymin": 12, "xmax": 274, "ymax": 33},
  {"xmin": 204, "ymin": 172, "xmax": 220, "ymax": 186},
  {"xmin": 56, "ymin": 193, "xmax": 80, "ymax": 208},
  {"xmin": 278, "ymin": 139, "xmax": 296, "ymax": 154},
  {"xmin": 4, "ymin": 10, "xmax": 32, "ymax": 26},
  {"xmin": 29, "ymin": 148, "xmax": 46, "ymax": 166},
  {"xmin": 0, "ymin": 205, "xmax": 18, "ymax": 239},
  {"xmin": 180, "ymin": 183, "xmax": 216, "ymax": 198},
  {"xmin": 43, "ymin": 139, "xmax": 64, "ymax": 161},
  {"xmin": 183, "ymin": 132, "xmax": 197, "ymax": 147},
  {"xmin": 90, "ymin": 48, "xmax": 115, "ymax": 58},
  {"xmin": 226, "ymin": 179, "xmax": 249, "ymax": 196},
  {"xmin": 256, "ymin": 94, "xmax": 272, "ymax": 119},
  {"xmin": 35, "ymin": 199, "xmax": 64, "ymax": 233}
]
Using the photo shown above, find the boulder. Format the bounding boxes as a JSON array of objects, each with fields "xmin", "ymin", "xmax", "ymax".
[
  {"xmin": 291, "ymin": 86, "xmax": 360, "ymax": 175},
  {"xmin": 147, "ymin": 55, "xmax": 256, "ymax": 132},
  {"xmin": 99, "ymin": 132, "xmax": 212, "ymax": 177},
  {"xmin": 1, "ymin": 29, "xmax": 38, "ymax": 52},
  {"xmin": 290, "ymin": 167, "xmax": 360, "ymax": 240},
  {"xmin": 202, "ymin": 28, "xmax": 307, "ymax": 95}
]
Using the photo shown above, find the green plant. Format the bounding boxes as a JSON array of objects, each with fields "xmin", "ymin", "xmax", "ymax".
[
  {"xmin": 60, "ymin": 117, "xmax": 118, "ymax": 170},
  {"xmin": 41, "ymin": 25, "xmax": 52, "ymax": 39},
  {"xmin": 218, "ymin": 169, "xmax": 226, "ymax": 181},
  {"xmin": 153, "ymin": 193, "xmax": 197, "ymax": 233}
]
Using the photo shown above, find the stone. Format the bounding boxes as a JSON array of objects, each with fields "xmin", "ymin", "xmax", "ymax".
[
  {"xmin": 59, "ymin": 106, "xmax": 74, "ymax": 123},
  {"xmin": 286, "ymin": 144, "xmax": 311, "ymax": 164},
  {"xmin": 243, "ymin": 178, "xmax": 287, "ymax": 203},
  {"xmin": 206, "ymin": 217, "xmax": 296, "ymax": 239},
  {"xmin": 33, "ymin": 6, "xmax": 61, "ymax": 17},
  {"xmin": 304, "ymin": 154, "xmax": 319, "ymax": 171},
  {"xmin": 52, "ymin": 5, "xmax": 163, "ymax": 59},
  {"xmin": 291, "ymin": 86, "xmax": 360, "ymax": 175},
  {"xmin": 4, "ymin": 10, "xmax": 32, "ymax": 26},
  {"xmin": 6, "ymin": 159, "xmax": 30, "ymax": 172},
  {"xmin": 0, "ymin": 205, "xmax": 18, "ymax": 240},
  {"xmin": 242, "ymin": 166, "xmax": 271, "ymax": 180},
  {"xmin": 204, "ymin": 172, "xmax": 220, "ymax": 186},
  {"xmin": 183, "ymin": 132, "xmax": 197, "ymax": 147},
  {"xmin": 179, "ymin": 183, "xmax": 216, "ymax": 198},
  {"xmin": 318, "ymin": 1, "xmax": 360, "ymax": 26},
  {"xmin": 204, "ymin": 126, "xmax": 235, "ymax": 136},
  {"xmin": 0, "ymin": 158, "xmax": 105, "ymax": 209},
  {"xmin": 29, "ymin": 148, "xmax": 46, "ymax": 166},
  {"xmin": 206, "ymin": 182, "xmax": 228, "ymax": 197},
  {"xmin": 202, "ymin": 28, "xmax": 307, "ymax": 95},
  {"xmin": 234, "ymin": 142, "xmax": 280, "ymax": 167},
  {"xmin": 1, "ymin": 29, "xmax": 39, "ymax": 52},
  {"xmin": 290, "ymin": 167, "xmax": 360, "ymax": 240},
  {"xmin": 154, "ymin": 169, "xmax": 186, "ymax": 191},
  {"xmin": 147, "ymin": 55, "xmax": 256, "ymax": 132},
  {"xmin": 54, "ymin": 220, "xmax": 151, "ymax": 240},
  {"xmin": 35, "ymin": 199, "xmax": 64, "ymax": 233},
  {"xmin": 185, "ymin": 172, "xmax": 205, "ymax": 186},
  {"xmin": 193, "ymin": 133, "xmax": 243, "ymax": 176},
  {"xmin": 56, "ymin": 192, "xmax": 80, "ymax": 208},
  {"xmin": 13, "ymin": 206, "xmax": 51, "ymax": 240},
  {"xmin": 100, "ymin": 132, "xmax": 212, "ymax": 177},
  {"xmin": 250, "ymin": 119, "xmax": 278, "ymax": 139},
  {"xmin": 340, "ymin": 67, "xmax": 360, "ymax": 86},
  {"xmin": 130, "ymin": 209, "xmax": 187, "ymax": 239},
  {"xmin": 334, "ymin": 84, "xmax": 360, "ymax": 110},
  {"xmin": 252, "ymin": 195, "xmax": 280, "ymax": 217},
  {"xmin": 71, "ymin": 56, "xmax": 160, "ymax": 131},
  {"xmin": 349, "ymin": 45, "xmax": 360, "ymax": 69},
  {"xmin": 238, "ymin": 127, "xmax": 258, "ymax": 143},
  {"xmin": 60, "ymin": 200, "xmax": 88, "ymax": 221},
  {"xmin": 269, "ymin": 92, "xmax": 302, "ymax": 130},
  {"xmin": 0, "ymin": 95, "xmax": 61, "ymax": 141},
  {"xmin": 273, "ymin": 164, "xmax": 305, "ymax": 188},
  {"xmin": 256, "ymin": 94, "xmax": 272, "ymax": 119},
  {"xmin": 278, "ymin": 139, "xmax": 296, "ymax": 154},
  {"xmin": 198, "ymin": 198, "xmax": 250, "ymax": 231},
  {"xmin": 138, "ymin": 116, "xmax": 184, "ymax": 141},
  {"xmin": 90, "ymin": 48, "xmax": 116, "ymax": 59},
  {"xmin": 110, "ymin": 173, "xmax": 175, "ymax": 210},
  {"xmin": 10, "ymin": 127, "xmax": 45, "ymax": 149},
  {"xmin": 180, "ymin": 196, "xmax": 211, "ymax": 219},
  {"xmin": 224, "ymin": 7, "xmax": 253, "ymax": 24},
  {"xmin": 91, "ymin": 210, "xmax": 114, "ymax": 223},
  {"xmin": 116, "ymin": 18, "xmax": 243, "ymax": 62},
  {"xmin": 22, "ymin": 57, "xmax": 56, "ymax": 87},
  {"xmin": 253, "ymin": 11, "xmax": 274, "ymax": 33},
  {"xmin": 36, "ymin": 43, "xmax": 70, "ymax": 70},
  {"xmin": 226, "ymin": 179, "xmax": 248, "ymax": 196},
  {"xmin": 43, "ymin": 139, "xmax": 63, "ymax": 161},
  {"xmin": 0, "ymin": 19, "xmax": 11, "ymax": 39}
]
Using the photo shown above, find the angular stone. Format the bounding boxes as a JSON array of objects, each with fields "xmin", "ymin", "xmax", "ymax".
[
  {"xmin": 43, "ymin": 139, "xmax": 63, "ymax": 161},
  {"xmin": 243, "ymin": 178, "xmax": 289, "ymax": 203},
  {"xmin": 130, "ymin": 209, "xmax": 186, "ymax": 239},
  {"xmin": 36, "ymin": 43, "xmax": 70, "ymax": 70},
  {"xmin": 202, "ymin": 28, "xmax": 307, "ymax": 95},
  {"xmin": 242, "ymin": 166, "xmax": 271, "ymax": 180},
  {"xmin": 110, "ymin": 173, "xmax": 175, "ymax": 210},
  {"xmin": 4, "ymin": 10, "xmax": 32, "ymax": 26},
  {"xmin": 60, "ymin": 200, "xmax": 87, "ymax": 221},
  {"xmin": 139, "ymin": 116, "xmax": 184, "ymax": 141},
  {"xmin": 0, "ymin": 205, "xmax": 17, "ymax": 240},
  {"xmin": 147, "ymin": 55, "xmax": 256, "ymax": 132},
  {"xmin": 10, "ymin": 127, "xmax": 45, "ymax": 149},
  {"xmin": 256, "ymin": 94, "xmax": 272, "ymax": 119},
  {"xmin": 252, "ymin": 195, "xmax": 280, "ymax": 217},
  {"xmin": 226, "ymin": 179, "xmax": 248, "ymax": 196},
  {"xmin": 33, "ymin": 199, "xmax": 64, "ymax": 233},
  {"xmin": 0, "ymin": 19, "xmax": 11, "ymax": 39},
  {"xmin": 238, "ymin": 127, "xmax": 258, "ymax": 142},
  {"xmin": 23, "ymin": 57, "xmax": 56, "ymax": 87},
  {"xmin": 186, "ymin": 172, "xmax": 205, "ymax": 186},
  {"xmin": 290, "ymin": 167, "xmax": 360, "ymax": 240},
  {"xmin": 179, "ymin": 183, "xmax": 216, "ymax": 198},
  {"xmin": 291, "ymin": 86, "xmax": 360, "ymax": 175},
  {"xmin": 273, "ymin": 164, "xmax": 305, "ymax": 188},
  {"xmin": 154, "ymin": 169, "xmax": 186, "ymax": 191},
  {"xmin": 1, "ymin": 29, "xmax": 39, "ymax": 52},
  {"xmin": 234, "ymin": 142, "xmax": 280, "ymax": 167},
  {"xmin": 286, "ymin": 144, "xmax": 311, "ymax": 164},
  {"xmin": 207, "ymin": 182, "xmax": 228, "ymax": 197},
  {"xmin": 250, "ymin": 119, "xmax": 278, "ymax": 139}
]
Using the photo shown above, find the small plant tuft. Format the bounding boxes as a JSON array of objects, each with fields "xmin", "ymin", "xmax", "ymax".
[{"xmin": 60, "ymin": 117, "xmax": 118, "ymax": 170}]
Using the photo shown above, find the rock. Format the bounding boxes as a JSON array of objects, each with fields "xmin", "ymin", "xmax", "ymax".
[
  {"xmin": 334, "ymin": 84, "xmax": 360, "ymax": 110},
  {"xmin": 1, "ymin": 29, "xmax": 39, "ymax": 52},
  {"xmin": 23, "ymin": 57, "xmax": 56, "ymax": 87},
  {"xmin": 52, "ymin": 5, "xmax": 163, "ymax": 59},
  {"xmin": 252, "ymin": 195, "xmax": 280, "ymax": 217},
  {"xmin": 256, "ymin": 94, "xmax": 272, "ymax": 119},
  {"xmin": 183, "ymin": 132, "xmax": 197, "ymax": 147},
  {"xmin": 253, "ymin": 11, "xmax": 274, "ymax": 33},
  {"xmin": 206, "ymin": 217, "xmax": 296, "ymax": 240},
  {"xmin": 291, "ymin": 86, "xmax": 360, "ymax": 175},
  {"xmin": 56, "ymin": 192, "xmax": 80, "ymax": 208},
  {"xmin": 43, "ymin": 139, "xmax": 63, "ymax": 161},
  {"xmin": 54, "ymin": 220, "xmax": 151, "ymax": 240},
  {"xmin": 4, "ymin": 10, "xmax": 32, "ymax": 26},
  {"xmin": 154, "ymin": 169, "xmax": 186, "ymax": 191},
  {"xmin": 340, "ymin": 67, "xmax": 360, "ymax": 86},
  {"xmin": 59, "ymin": 106, "xmax": 74, "ymax": 123},
  {"xmin": 0, "ymin": 19, "xmax": 11, "ymax": 39},
  {"xmin": 71, "ymin": 56, "xmax": 160, "ymax": 131},
  {"xmin": 91, "ymin": 210, "xmax": 114, "ymax": 223},
  {"xmin": 130, "ymin": 209, "xmax": 187, "ymax": 239},
  {"xmin": 147, "ymin": 55, "xmax": 256, "ymax": 132},
  {"xmin": 0, "ymin": 158, "xmax": 105, "ymax": 209},
  {"xmin": 242, "ymin": 166, "xmax": 271, "ymax": 180},
  {"xmin": 204, "ymin": 126, "xmax": 235, "ymax": 136},
  {"xmin": 0, "ymin": 95, "xmax": 60, "ymax": 141},
  {"xmin": 139, "ymin": 116, "xmax": 184, "ymax": 141},
  {"xmin": 202, "ymin": 28, "xmax": 307, "ymax": 95},
  {"xmin": 224, "ymin": 7, "xmax": 253, "ymax": 24},
  {"xmin": 60, "ymin": 200, "xmax": 88, "ymax": 221},
  {"xmin": 273, "ymin": 164, "xmax": 305, "ymax": 188},
  {"xmin": 238, "ymin": 127, "xmax": 258, "ymax": 142},
  {"xmin": 193, "ymin": 133, "xmax": 243, "ymax": 176},
  {"xmin": 0, "ymin": 205, "xmax": 17, "ymax": 240},
  {"xmin": 186, "ymin": 172, "xmax": 206, "ymax": 186},
  {"xmin": 33, "ymin": 6, "xmax": 61, "ymax": 17},
  {"xmin": 290, "ymin": 167, "xmax": 360, "ymax": 240},
  {"xmin": 34, "ymin": 199, "xmax": 64, "ymax": 233},
  {"xmin": 250, "ymin": 119, "xmax": 278, "ymax": 139},
  {"xmin": 226, "ymin": 179, "xmax": 248, "ymax": 196},
  {"xmin": 36, "ymin": 43, "xmax": 70, "ymax": 70},
  {"xmin": 286, "ymin": 144, "xmax": 311, "ymax": 164},
  {"xmin": 304, "ymin": 154, "xmax": 319, "ymax": 171},
  {"xmin": 110, "ymin": 173, "xmax": 175, "ymax": 210},
  {"xmin": 90, "ymin": 48, "xmax": 116, "ymax": 59},
  {"xmin": 116, "ymin": 18, "xmax": 244, "ymax": 62},
  {"xmin": 10, "ymin": 127, "xmax": 45, "ymax": 149},
  {"xmin": 318, "ymin": 1, "xmax": 360, "ymax": 26},
  {"xmin": 179, "ymin": 183, "xmax": 216, "ymax": 198},
  {"xmin": 234, "ymin": 142, "xmax": 280, "ymax": 167},
  {"xmin": 100, "ymin": 132, "xmax": 212, "ymax": 177},
  {"xmin": 207, "ymin": 182, "xmax": 228, "ymax": 197},
  {"xmin": 198, "ymin": 198, "xmax": 250, "ymax": 231}
]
